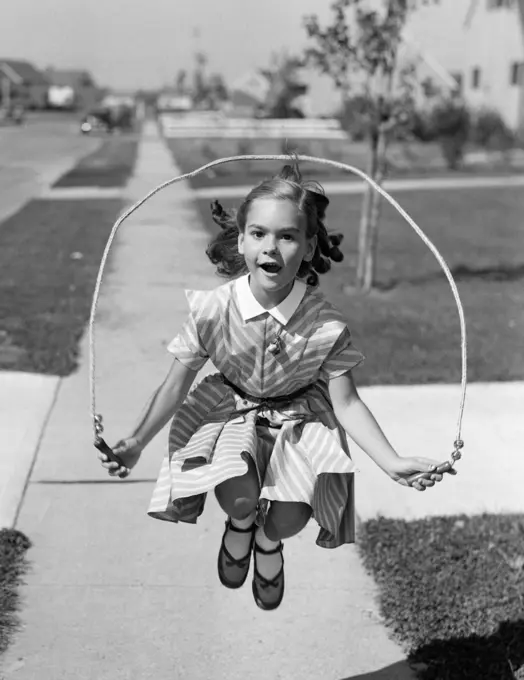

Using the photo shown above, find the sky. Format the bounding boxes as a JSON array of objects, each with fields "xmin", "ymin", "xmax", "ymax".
[{"xmin": 1, "ymin": 0, "xmax": 334, "ymax": 91}]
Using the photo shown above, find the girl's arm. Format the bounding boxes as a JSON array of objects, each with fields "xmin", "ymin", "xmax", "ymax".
[
  {"xmin": 328, "ymin": 372, "xmax": 450, "ymax": 491},
  {"xmin": 130, "ymin": 357, "xmax": 199, "ymax": 448},
  {"xmin": 100, "ymin": 358, "xmax": 199, "ymax": 477}
]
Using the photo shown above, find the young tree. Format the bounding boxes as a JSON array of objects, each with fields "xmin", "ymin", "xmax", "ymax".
[{"xmin": 304, "ymin": 0, "xmax": 435, "ymax": 292}]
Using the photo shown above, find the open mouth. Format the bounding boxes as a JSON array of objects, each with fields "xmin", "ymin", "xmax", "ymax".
[{"xmin": 259, "ymin": 262, "xmax": 282, "ymax": 274}]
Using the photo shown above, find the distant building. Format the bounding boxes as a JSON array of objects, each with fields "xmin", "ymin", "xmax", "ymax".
[
  {"xmin": 0, "ymin": 59, "xmax": 49, "ymax": 108},
  {"xmin": 45, "ymin": 68, "xmax": 101, "ymax": 111},
  {"xmin": 406, "ymin": 0, "xmax": 524, "ymax": 131},
  {"xmin": 229, "ymin": 71, "xmax": 270, "ymax": 117}
]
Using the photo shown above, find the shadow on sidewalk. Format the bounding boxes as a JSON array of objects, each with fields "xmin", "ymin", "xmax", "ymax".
[
  {"xmin": 338, "ymin": 619, "xmax": 524, "ymax": 679},
  {"xmin": 338, "ymin": 660, "xmax": 415, "ymax": 679}
]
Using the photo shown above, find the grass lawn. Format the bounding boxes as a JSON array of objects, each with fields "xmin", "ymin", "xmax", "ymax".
[
  {"xmin": 358, "ymin": 515, "xmax": 524, "ymax": 679},
  {"xmin": 195, "ymin": 185, "xmax": 524, "ymax": 385},
  {"xmin": 0, "ymin": 198, "xmax": 124, "ymax": 375},
  {"xmin": 165, "ymin": 137, "xmax": 524, "ymax": 189},
  {"xmin": 0, "ymin": 530, "xmax": 31, "ymax": 656},
  {"xmin": 52, "ymin": 135, "xmax": 139, "ymax": 188}
]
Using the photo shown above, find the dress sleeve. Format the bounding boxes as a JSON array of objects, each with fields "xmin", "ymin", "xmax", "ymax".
[
  {"xmin": 166, "ymin": 291, "xmax": 210, "ymax": 371},
  {"xmin": 320, "ymin": 326, "xmax": 364, "ymax": 381}
]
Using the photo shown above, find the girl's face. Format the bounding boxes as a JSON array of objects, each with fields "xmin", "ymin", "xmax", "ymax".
[{"xmin": 238, "ymin": 198, "xmax": 316, "ymax": 308}]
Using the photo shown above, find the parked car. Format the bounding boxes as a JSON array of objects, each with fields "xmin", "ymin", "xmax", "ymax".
[{"xmin": 80, "ymin": 103, "xmax": 134, "ymax": 134}]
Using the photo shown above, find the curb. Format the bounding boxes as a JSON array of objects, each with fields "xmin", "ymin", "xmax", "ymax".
[{"xmin": 0, "ymin": 373, "xmax": 60, "ymax": 529}]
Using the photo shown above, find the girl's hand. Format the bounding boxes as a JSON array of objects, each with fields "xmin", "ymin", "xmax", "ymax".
[
  {"xmin": 386, "ymin": 456, "xmax": 457, "ymax": 492},
  {"xmin": 97, "ymin": 437, "xmax": 143, "ymax": 479}
]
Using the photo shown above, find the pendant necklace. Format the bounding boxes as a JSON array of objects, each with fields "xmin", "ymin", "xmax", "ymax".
[{"xmin": 267, "ymin": 326, "xmax": 283, "ymax": 355}]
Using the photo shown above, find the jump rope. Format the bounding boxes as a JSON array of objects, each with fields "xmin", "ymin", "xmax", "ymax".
[{"xmin": 88, "ymin": 154, "xmax": 466, "ymax": 485}]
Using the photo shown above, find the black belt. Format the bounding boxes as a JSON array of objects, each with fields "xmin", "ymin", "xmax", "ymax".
[{"xmin": 222, "ymin": 376, "xmax": 313, "ymax": 410}]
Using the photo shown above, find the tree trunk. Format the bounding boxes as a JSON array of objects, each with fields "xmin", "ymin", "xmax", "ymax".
[
  {"xmin": 355, "ymin": 130, "xmax": 379, "ymax": 291},
  {"xmin": 362, "ymin": 125, "xmax": 388, "ymax": 292}
]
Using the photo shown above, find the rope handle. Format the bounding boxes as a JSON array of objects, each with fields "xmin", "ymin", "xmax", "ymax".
[
  {"xmin": 93, "ymin": 414, "xmax": 124, "ymax": 466},
  {"xmin": 406, "ymin": 439, "xmax": 464, "ymax": 484},
  {"xmin": 89, "ymin": 154, "xmax": 467, "ymax": 483}
]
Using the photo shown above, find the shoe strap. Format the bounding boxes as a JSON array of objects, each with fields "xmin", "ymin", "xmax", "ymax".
[
  {"xmin": 221, "ymin": 540, "xmax": 252, "ymax": 569},
  {"xmin": 227, "ymin": 518, "xmax": 256, "ymax": 534},
  {"xmin": 254, "ymin": 541, "xmax": 283, "ymax": 556}
]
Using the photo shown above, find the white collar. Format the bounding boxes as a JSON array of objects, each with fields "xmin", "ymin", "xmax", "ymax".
[{"xmin": 235, "ymin": 274, "xmax": 307, "ymax": 326}]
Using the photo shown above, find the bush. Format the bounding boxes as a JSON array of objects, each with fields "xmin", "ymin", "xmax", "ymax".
[
  {"xmin": 470, "ymin": 108, "xmax": 514, "ymax": 150},
  {"xmin": 409, "ymin": 109, "xmax": 437, "ymax": 143},
  {"xmin": 429, "ymin": 98, "xmax": 471, "ymax": 169},
  {"xmin": 337, "ymin": 95, "xmax": 373, "ymax": 141}
]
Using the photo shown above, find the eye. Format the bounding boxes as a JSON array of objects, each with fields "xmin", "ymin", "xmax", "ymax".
[
  {"xmin": 280, "ymin": 234, "xmax": 294, "ymax": 241},
  {"xmin": 251, "ymin": 230, "xmax": 264, "ymax": 239}
]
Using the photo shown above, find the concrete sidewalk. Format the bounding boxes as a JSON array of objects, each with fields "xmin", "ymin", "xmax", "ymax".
[
  {"xmin": 2, "ymin": 121, "xmax": 523, "ymax": 679},
  {"xmin": 0, "ymin": 119, "xmax": 100, "ymax": 224}
]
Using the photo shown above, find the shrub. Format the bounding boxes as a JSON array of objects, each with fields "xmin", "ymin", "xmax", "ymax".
[
  {"xmin": 429, "ymin": 98, "xmax": 471, "ymax": 169},
  {"xmin": 470, "ymin": 108, "xmax": 514, "ymax": 150},
  {"xmin": 337, "ymin": 95, "xmax": 373, "ymax": 141},
  {"xmin": 409, "ymin": 109, "xmax": 437, "ymax": 143}
]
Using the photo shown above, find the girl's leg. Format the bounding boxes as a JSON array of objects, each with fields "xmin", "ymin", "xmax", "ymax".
[
  {"xmin": 215, "ymin": 455, "xmax": 260, "ymax": 561},
  {"xmin": 255, "ymin": 501, "xmax": 312, "ymax": 577},
  {"xmin": 264, "ymin": 501, "xmax": 313, "ymax": 541},
  {"xmin": 251, "ymin": 501, "xmax": 312, "ymax": 609}
]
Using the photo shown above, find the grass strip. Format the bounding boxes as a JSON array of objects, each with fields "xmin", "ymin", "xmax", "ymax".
[
  {"xmin": 0, "ymin": 198, "xmax": 123, "ymax": 375},
  {"xmin": 358, "ymin": 515, "xmax": 524, "ymax": 679},
  {"xmin": 53, "ymin": 136, "xmax": 139, "ymax": 188},
  {"xmin": 0, "ymin": 529, "xmax": 32, "ymax": 657}
]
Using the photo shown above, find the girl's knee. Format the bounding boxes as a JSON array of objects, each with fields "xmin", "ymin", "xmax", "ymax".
[
  {"xmin": 214, "ymin": 459, "xmax": 260, "ymax": 519},
  {"xmin": 265, "ymin": 501, "xmax": 312, "ymax": 541},
  {"xmin": 231, "ymin": 495, "xmax": 258, "ymax": 519}
]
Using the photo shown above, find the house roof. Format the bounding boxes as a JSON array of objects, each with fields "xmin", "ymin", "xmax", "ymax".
[
  {"xmin": 45, "ymin": 69, "xmax": 95, "ymax": 88},
  {"xmin": 0, "ymin": 59, "xmax": 49, "ymax": 85}
]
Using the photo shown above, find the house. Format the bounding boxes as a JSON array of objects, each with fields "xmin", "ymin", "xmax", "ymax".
[
  {"xmin": 406, "ymin": 0, "xmax": 524, "ymax": 131},
  {"xmin": 0, "ymin": 59, "xmax": 49, "ymax": 109},
  {"xmin": 45, "ymin": 68, "xmax": 101, "ymax": 111},
  {"xmin": 228, "ymin": 71, "xmax": 270, "ymax": 117}
]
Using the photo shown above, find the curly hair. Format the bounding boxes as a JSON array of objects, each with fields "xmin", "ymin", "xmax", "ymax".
[{"xmin": 205, "ymin": 162, "xmax": 344, "ymax": 287}]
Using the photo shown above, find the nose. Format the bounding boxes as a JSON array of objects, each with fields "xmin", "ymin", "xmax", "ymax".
[{"xmin": 262, "ymin": 235, "xmax": 278, "ymax": 254}]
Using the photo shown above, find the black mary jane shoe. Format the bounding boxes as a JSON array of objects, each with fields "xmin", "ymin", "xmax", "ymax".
[
  {"xmin": 252, "ymin": 541, "xmax": 285, "ymax": 611},
  {"xmin": 217, "ymin": 518, "xmax": 256, "ymax": 589}
]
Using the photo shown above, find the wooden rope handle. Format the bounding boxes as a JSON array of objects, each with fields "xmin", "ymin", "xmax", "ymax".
[{"xmin": 406, "ymin": 440, "xmax": 464, "ymax": 485}]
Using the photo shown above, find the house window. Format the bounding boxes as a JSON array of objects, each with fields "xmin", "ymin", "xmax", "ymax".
[
  {"xmin": 510, "ymin": 62, "xmax": 524, "ymax": 86},
  {"xmin": 472, "ymin": 67, "xmax": 481, "ymax": 89}
]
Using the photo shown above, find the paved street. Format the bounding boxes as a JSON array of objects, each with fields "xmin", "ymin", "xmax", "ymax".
[{"xmin": 0, "ymin": 114, "xmax": 99, "ymax": 224}]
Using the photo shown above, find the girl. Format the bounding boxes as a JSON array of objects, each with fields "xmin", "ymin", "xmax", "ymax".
[{"xmin": 98, "ymin": 163, "xmax": 452, "ymax": 611}]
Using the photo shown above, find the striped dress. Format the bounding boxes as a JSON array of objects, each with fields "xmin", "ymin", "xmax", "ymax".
[{"xmin": 148, "ymin": 275, "xmax": 365, "ymax": 549}]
